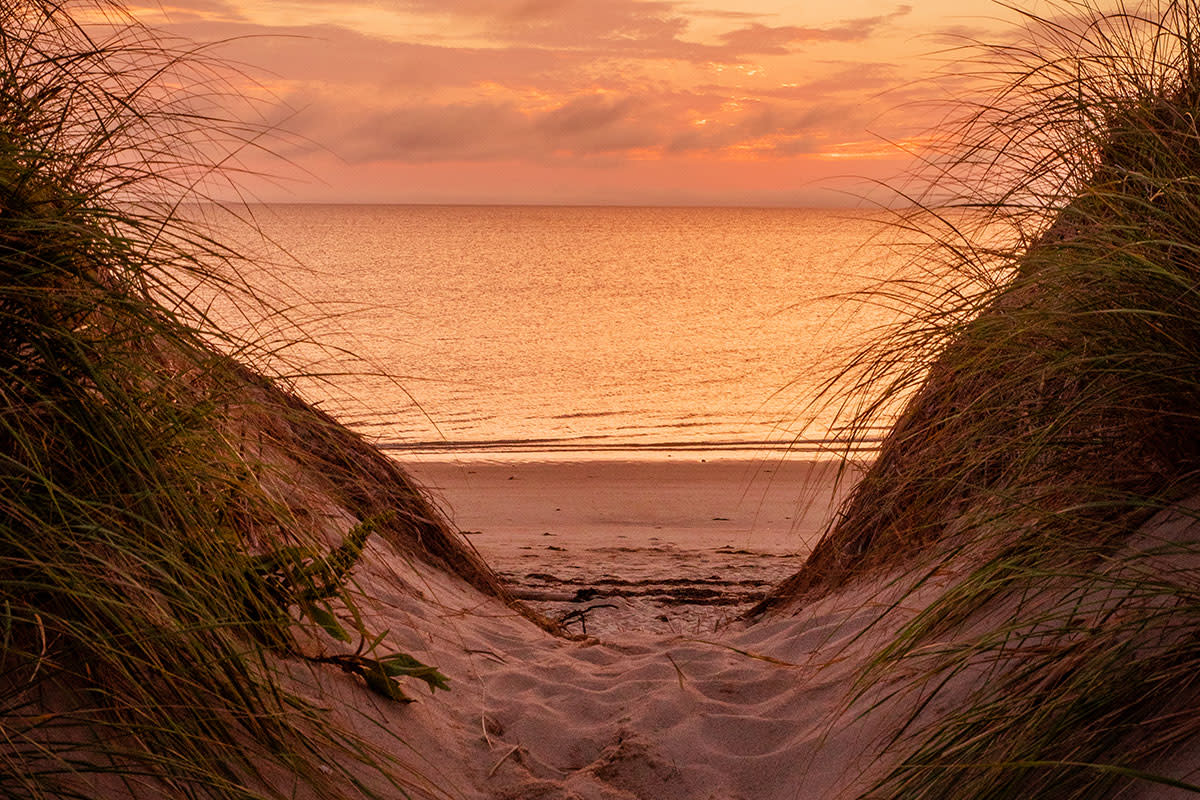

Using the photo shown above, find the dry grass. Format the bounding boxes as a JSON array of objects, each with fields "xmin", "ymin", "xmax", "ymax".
[
  {"xmin": 0, "ymin": 2, "xmax": 532, "ymax": 797},
  {"xmin": 754, "ymin": 1, "xmax": 1200, "ymax": 796}
]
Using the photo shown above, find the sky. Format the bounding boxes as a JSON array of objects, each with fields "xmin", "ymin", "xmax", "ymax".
[{"xmin": 124, "ymin": 0, "xmax": 1015, "ymax": 206}]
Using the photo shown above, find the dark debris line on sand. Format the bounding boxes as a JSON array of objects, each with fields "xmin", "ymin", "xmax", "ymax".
[{"xmin": 497, "ymin": 548, "xmax": 804, "ymax": 634}]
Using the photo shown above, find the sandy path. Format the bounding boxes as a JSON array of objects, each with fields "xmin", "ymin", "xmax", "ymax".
[{"xmin": 310, "ymin": 528, "xmax": 920, "ymax": 800}]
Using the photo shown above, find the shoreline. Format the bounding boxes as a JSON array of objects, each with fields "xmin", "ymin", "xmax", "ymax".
[
  {"xmin": 377, "ymin": 440, "xmax": 884, "ymax": 460},
  {"xmin": 405, "ymin": 457, "xmax": 860, "ymax": 634}
]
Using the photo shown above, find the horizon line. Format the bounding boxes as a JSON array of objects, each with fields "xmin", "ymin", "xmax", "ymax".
[{"xmin": 195, "ymin": 199, "xmax": 902, "ymax": 211}]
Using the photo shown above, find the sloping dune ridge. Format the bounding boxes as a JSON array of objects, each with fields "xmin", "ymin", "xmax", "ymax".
[{"xmin": 6, "ymin": 0, "xmax": 1200, "ymax": 798}]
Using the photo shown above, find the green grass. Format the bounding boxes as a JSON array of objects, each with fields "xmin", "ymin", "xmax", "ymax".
[
  {"xmin": 0, "ymin": 2, "xmax": 505, "ymax": 797},
  {"xmin": 753, "ymin": 0, "xmax": 1200, "ymax": 796}
]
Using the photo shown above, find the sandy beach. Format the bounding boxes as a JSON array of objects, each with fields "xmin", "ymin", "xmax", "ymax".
[
  {"xmin": 20, "ymin": 0, "xmax": 1200, "ymax": 794},
  {"xmin": 406, "ymin": 458, "xmax": 860, "ymax": 635}
]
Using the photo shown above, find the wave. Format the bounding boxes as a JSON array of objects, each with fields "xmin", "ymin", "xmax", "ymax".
[{"xmin": 375, "ymin": 435, "xmax": 884, "ymax": 455}]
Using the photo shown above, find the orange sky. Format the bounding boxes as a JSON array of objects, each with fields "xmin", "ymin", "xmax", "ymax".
[{"xmin": 126, "ymin": 0, "xmax": 1013, "ymax": 205}]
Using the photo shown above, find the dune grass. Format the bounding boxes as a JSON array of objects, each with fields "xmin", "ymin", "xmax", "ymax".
[
  {"xmin": 750, "ymin": 0, "xmax": 1200, "ymax": 796},
  {"xmin": 0, "ymin": 2, "xmax": 499, "ymax": 797}
]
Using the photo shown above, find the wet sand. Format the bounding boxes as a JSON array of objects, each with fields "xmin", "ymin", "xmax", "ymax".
[{"xmin": 405, "ymin": 457, "xmax": 860, "ymax": 635}]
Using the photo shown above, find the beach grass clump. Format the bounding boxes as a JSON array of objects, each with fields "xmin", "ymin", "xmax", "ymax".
[
  {"xmin": 756, "ymin": 1, "xmax": 1200, "ymax": 796},
  {"xmin": 0, "ymin": 2, "xmax": 489, "ymax": 797}
]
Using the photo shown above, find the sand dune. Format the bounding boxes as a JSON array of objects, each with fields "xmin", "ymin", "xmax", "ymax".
[{"xmin": 298, "ymin": 514, "xmax": 902, "ymax": 800}]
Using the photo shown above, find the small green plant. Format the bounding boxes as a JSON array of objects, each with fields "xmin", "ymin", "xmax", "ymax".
[
  {"xmin": 242, "ymin": 514, "xmax": 450, "ymax": 702},
  {"xmin": 317, "ymin": 649, "xmax": 451, "ymax": 704}
]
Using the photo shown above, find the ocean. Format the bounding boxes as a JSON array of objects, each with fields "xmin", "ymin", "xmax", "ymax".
[{"xmin": 207, "ymin": 204, "xmax": 908, "ymax": 460}]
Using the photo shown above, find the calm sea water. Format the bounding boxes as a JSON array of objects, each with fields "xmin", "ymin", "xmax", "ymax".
[{"xmin": 209, "ymin": 205, "xmax": 907, "ymax": 459}]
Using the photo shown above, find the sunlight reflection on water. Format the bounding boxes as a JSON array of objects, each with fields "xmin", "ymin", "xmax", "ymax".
[{"xmin": 207, "ymin": 204, "xmax": 912, "ymax": 459}]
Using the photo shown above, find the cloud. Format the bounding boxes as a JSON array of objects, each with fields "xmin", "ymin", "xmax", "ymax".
[
  {"xmin": 275, "ymin": 83, "xmax": 872, "ymax": 167},
  {"xmin": 126, "ymin": 0, "xmax": 245, "ymax": 21},
  {"xmin": 339, "ymin": 102, "xmax": 532, "ymax": 161},
  {"xmin": 470, "ymin": 2, "xmax": 916, "ymax": 63},
  {"xmin": 282, "ymin": 91, "xmax": 663, "ymax": 163},
  {"xmin": 394, "ymin": 0, "xmax": 676, "ymax": 26},
  {"xmin": 755, "ymin": 63, "xmax": 905, "ymax": 98},
  {"xmin": 664, "ymin": 99, "xmax": 865, "ymax": 154},
  {"xmin": 478, "ymin": 0, "xmax": 695, "ymax": 54},
  {"xmin": 137, "ymin": 0, "xmax": 935, "ymax": 198},
  {"xmin": 265, "ymin": 0, "xmax": 690, "ymax": 52},
  {"xmin": 536, "ymin": 94, "xmax": 640, "ymax": 136},
  {"xmin": 189, "ymin": 1, "xmax": 911, "ymax": 65},
  {"xmin": 157, "ymin": 20, "xmax": 578, "ymax": 92},
  {"xmin": 688, "ymin": 8, "xmax": 767, "ymax": 21},
  {"xmin": 718, "ymin": 6, "xmax": 913, "ymax": 54}
]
